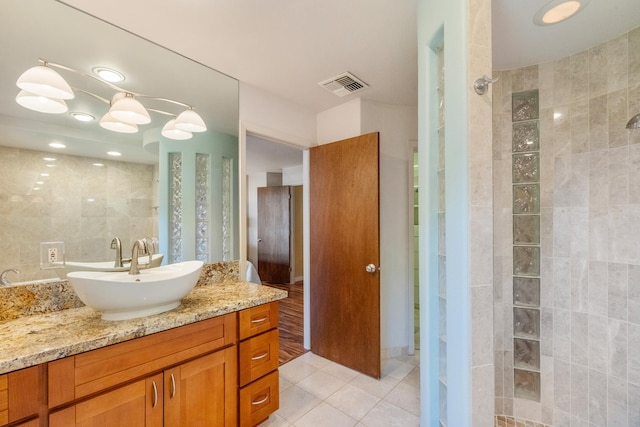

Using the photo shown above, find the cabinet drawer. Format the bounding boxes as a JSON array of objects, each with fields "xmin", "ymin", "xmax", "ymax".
[
  {"xmin": 239, "ymin": 370, "xmax": 279, "ymax": 427},
  {"xmin": 0, "ymin": 366, "xmax": 41, "ymax": 426},
  {"xmin": 238, "ymin": 329, "xmax": 279, "ymax": 386},
  {"xmin": 49, "ymin": 313, "xmax": 236, "ymax": 408},
  {"xmin": 238, "ymin": 302, "xmax": 279, "ymax": 340}
]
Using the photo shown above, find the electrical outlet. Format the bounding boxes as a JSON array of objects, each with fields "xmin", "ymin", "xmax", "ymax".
[
  {"xmin": 48, "ymin": 247, "xmax": 58, "ymax": 262},
  {"xmin": 40, "ymin": 241, "xmax": 65, "ymax": 269}
]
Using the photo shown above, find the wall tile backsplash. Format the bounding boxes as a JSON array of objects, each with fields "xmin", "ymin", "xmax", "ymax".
[
  {"xmin": 0, "ymin": 146, "xmax": 157, "ymax": 282},
  {"xmin": 494, "ymin": 25, "xmax": 640, "ymax": 426}
]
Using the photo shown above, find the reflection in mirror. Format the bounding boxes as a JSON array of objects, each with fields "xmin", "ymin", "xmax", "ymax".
[{"xmin": 0, "ymin": 0, "xmax": 239, "ymax": 284}]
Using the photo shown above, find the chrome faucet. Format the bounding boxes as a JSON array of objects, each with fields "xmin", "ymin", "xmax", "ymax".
[
  {"xmin": 111, "ymin": 237, "xmax": 123, "ymax": 267},
  {"xmin": 129, "ymin": 240, "xmax": 153, "ymax": 275},
  {"xmin": 1, "ymin": 269, "xmax": 20, "ymax": 286}
]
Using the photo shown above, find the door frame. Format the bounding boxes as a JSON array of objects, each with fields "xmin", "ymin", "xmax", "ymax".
[{"xmin": 239, "ymin": 121, "xmax": 312, "ymax": 349}]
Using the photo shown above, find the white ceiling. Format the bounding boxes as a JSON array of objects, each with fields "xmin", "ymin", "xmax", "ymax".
[
  {"xmin": 493, "ymin": 0, "xmax": 640, "ymax": 70},
  {"xmin": 59, "ymin": 0, "xmax": 640, "ymax": 173},
  {"xmin": 62, "ymin": 0, "xmax": 640, "ymax": 113},
  {"xmin": 6, "ymin": 0, "xmax": 640, "ymax": 171}
]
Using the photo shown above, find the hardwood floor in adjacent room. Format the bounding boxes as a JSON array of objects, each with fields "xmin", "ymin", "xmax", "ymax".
[{"xmin": 263, "ymin": 281, "xmax": 306, "ymax": 365}]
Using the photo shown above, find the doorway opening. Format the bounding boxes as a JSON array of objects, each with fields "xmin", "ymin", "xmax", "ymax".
[{"xmin": 245, "ymin": 132, "xmax": 306, "ymax": 364}]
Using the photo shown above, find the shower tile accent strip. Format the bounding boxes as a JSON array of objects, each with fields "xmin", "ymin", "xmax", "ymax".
[
  {"xmin": 511, "ymin": 89, "xmax": 541, "ymax": 402},
  {"xmin": 494, "ymin": 415, "xmax": 551, "ymax": 427}
]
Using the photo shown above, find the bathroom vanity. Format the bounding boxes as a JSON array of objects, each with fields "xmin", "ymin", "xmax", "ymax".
[{"xmin": 0, "ymin": 273, "xmax": 285, "ymax": 427}]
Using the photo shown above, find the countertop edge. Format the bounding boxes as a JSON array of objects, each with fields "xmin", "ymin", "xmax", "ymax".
[{"xmin": 0, "ymin": 281, "xmax": 286, "ymax": 374}]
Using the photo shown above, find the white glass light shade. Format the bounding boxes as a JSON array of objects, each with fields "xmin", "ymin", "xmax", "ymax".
[
  {"xmin": 174, "ymin": 109, "xmax": 207, "ymax": 132},
  {"xmin": 161, "ymin": 119, "xmax": 193, "ymax": 140},
  {"xmin": 627, "ymin": 113, "xmax": 640, "ymax": 130},
  {"xmin": 109, "ymin": 93, "xmax": 151, "ymax": 124},
  {"xmin": 99, "ymin": 113, "xmax": 138, "ymax": 133},
  {"xmin": 15, "ymin": 90, "xmax": 68, "ymax": 114},
  {"xmin": 16, "ymin": 65, "xmax": 74, "ymax": 99}
]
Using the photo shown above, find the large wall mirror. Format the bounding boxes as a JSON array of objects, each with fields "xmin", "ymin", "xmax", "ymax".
[{"xmin": 0, "ymin": 0, "xmax": 239, "ymax": 283}]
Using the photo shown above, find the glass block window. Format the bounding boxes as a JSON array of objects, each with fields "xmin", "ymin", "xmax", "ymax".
[
  {"xmin": 222, "ymin": 157, "xmax": 233, "ymax": 261},
  {"xmin": 195, "ymin": 153, "xmax": 210, "ymax": 262},
  {"xmin": 511, "ymin": 89, "xmax": 541, "ymax": 402},
  {"xmin": 169, "ymin": 153, "xmax": 183, "ymax": 263}
]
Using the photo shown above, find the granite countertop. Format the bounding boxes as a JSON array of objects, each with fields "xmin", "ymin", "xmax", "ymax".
[{"xmin": 0, "ymin": 281, "xmax": 287, "ymax": 374}]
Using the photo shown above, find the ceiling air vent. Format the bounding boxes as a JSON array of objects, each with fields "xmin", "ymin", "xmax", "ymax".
[{"xmin": 318, "ymin": 72, "xmax": 369, "ymax": 97}]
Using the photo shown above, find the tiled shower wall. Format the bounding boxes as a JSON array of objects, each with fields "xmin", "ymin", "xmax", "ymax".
[
  {"xmin": 493, "ymin": 27, "xmax": 640, "ymax": 425},
  {"xmin": 0, "ymin": 145, "xmax": 157, "ymax": 282}
]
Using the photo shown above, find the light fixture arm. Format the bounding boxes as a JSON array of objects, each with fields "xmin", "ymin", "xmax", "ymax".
[{"xmin": 39, "ymin": 58, "xmax": 196, "ymax": 110}]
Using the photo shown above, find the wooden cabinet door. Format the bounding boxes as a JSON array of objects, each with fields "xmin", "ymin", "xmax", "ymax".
[
  {"xmin": 49, "ymin": 373, "xmax": 163, "ymax": 427},
  {"xmin": 164, "ymin": 346, "xmax": 237, "ymax": 427}
]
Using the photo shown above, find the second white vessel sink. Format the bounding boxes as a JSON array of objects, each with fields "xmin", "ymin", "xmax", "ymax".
[
  {"xmin": 56, "ymin": 254, "xmax": 164, "ymax": 279},
  {"xmin": 66, "ymin": 260, "xmax": 203, "ymax": 321}
]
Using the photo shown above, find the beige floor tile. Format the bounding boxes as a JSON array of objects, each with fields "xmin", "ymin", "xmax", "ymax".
[
  {"xmin": 402, "ymin": 365, "xmax": 420, "ymax": 389},
  {"xmin": 321, "ymin": 360, "xmax": 361, "ymax": 382},
  {"xmin": 349, "ymin": 371, "xmax": 399, "ymax": 399},
  {"xmin": 292, "ymin": 402, "xmax": 357, "ymax": 427},
  {"xmin": 297, "ymin": 370, "xmax": 347, "ymax": 400},
  {"xmin": 276, "ymin": 385, "xmax": 321, "ymax": 423},
  {"xmin": 326, "ymin": 383, "xmax": 381, "ymax": 420},
  {"xmin": 258, "ymin": 413, "xmax": 292, "ymax": 427},
  {"xmin": 279, "ymin": 356, "xmax": 318, "ymax": 384},
  {"xmin": 359, "ymin": 400, "xmax": 420, "ymax": 427},
  {"xmin": 384, "ymin": 381, "xmax": 420, "ymax": 416}
]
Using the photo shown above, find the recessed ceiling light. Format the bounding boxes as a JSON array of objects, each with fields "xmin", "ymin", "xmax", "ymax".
[
  {"xmin": 49, "ymin": 142, "xmax": 66, "ymax": 149},
  {"xmin": 46, "ymin": 164, "xmax": 56, "ymax": 168},
  {"xmin": 92, "ymin": 67, "xmax": 125, "ymax": 83},
  {"xmin": 36, "ymin": 181, "xmax": 44, "ymax": 185},
  {"xmin": 40, "ymin": 173, "xmax": 49, "ymax": 177},
  {"xmin": 534, "ymin": 0, "xmax": 588, "ymax": 25},
  {"xmin": 92, "ymin": 162, "xmax": 105, "ymax": 167},
  {"xmin": 33, "ymin": 187, "xmax": 41, "ymax": 191},
  {"xmin": 42, "ymin": 157, "xmax": 56, "ymax": 161},
  {"xmin": 70, "ymin": 112, "xmax": 95, "ymax": 122},
  {"xmin": 107, "ymin": 151, "xmax": 122, "ymax": 157}
]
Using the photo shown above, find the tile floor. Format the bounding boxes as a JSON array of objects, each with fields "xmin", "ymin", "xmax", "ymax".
[{"xmin": 258, "ymin": 351, "xmax": 421, "ymax": 427}]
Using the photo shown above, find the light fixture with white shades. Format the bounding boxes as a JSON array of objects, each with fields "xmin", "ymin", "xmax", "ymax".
[
  {"xmin": 161, "ymin": 119, "xmax": 193, "ymax": 140},
  {"xmin": 14, "ymin": 58, "xmax": 207, "ymax": 140},
  {"xmin": 15, "ymin": 90, "xmax": 68, "ymax": 114},
  {"xmin": 16, "ymin": 63, "xmax": 74, "ymax": 99},
  {"xmin": 174, "ymin": 108, "xmax": 207, "ymax": 133},
  {"xmin": 99, "ymin": 112, "xmax": 138, "ymax": 133},
  {"xmin": 108, "ymin": 92, "xmax": 151, "ymax": 124}
]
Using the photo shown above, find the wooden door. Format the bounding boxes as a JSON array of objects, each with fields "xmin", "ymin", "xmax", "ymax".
[
  {"xmin": 49, "ymin": 374, "xmax": 163, "ymax": 427},
  {"xmin": 164, "ymin": 347, "xmax": 237, "ymax": 427},
  {"xmin": 257, "ymin": 186, "xmax": 291, "ymax": 284},
  {"xmin": 309, "ymin": 132, "xmax": 381, "ymax": 378}
]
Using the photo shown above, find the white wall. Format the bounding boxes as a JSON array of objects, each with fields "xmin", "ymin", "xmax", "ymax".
[
  {"xmin": 240, "ymin": 83, "xmax": 317, "ymax": 147},
  {"xmin": 240, "ymin": 81, "xmax": 419, "ymax": 363},
  {"xmin": 362, "ymin": 100, "xmax": 418, "ymax": 357},
  {"xmin": 317, "ymin": 98, "xmax": 362, "ymax": 144},
  {"xmin": 246, "ymin": 172, "xmax": 268, "ymax": 266},
  {"xmin": 282, "ymin": 165, "xmax": 303, "ymax": 186},
  {"xmin": 317, "ymin": 98, "xmax": 418, "ymax": 359}
]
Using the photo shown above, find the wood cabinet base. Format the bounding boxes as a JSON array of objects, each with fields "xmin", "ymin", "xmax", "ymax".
[{"xmin": 239, "ymin": 370, "xmax": 279, "ymax": 427}]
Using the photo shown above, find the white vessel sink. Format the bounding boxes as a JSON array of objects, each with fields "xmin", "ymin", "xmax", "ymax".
[
  {"xmin": 66, "ymin": 260, "xmax": 203, "ymax": 321},
  {"xmin": 56, "ymin": 254, "xmax": 164, "ymax": 279}
]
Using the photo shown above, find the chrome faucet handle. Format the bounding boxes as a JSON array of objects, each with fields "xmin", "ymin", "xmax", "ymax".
[
  {"xmin": 111, "ymin": 237, "xmax": 123, "ymax": 268},
  {"xmin": 129, "ymin": 239, "xmax": 152, "ymax": 275},
  {"xmin": 1, "ymin": 268, "xmax": 20, "ymax": 286}
]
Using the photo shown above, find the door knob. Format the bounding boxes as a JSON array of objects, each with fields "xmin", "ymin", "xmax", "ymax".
[{"xmin": 365, "ymin": 264, "xmax": 378, "ymax": 273}]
